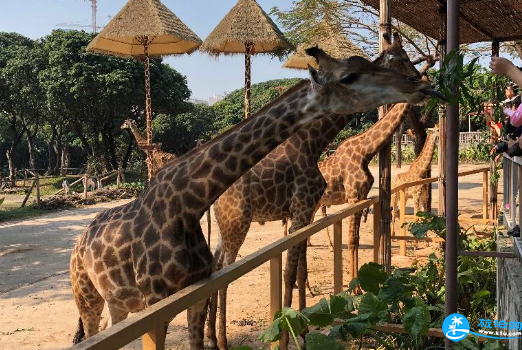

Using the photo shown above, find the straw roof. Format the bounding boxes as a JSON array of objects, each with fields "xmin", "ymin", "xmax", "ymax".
[
  {"xmin": 199, "ymin": 0, "xmax": 293, "ymax": 55},
  {"xmin": 283, "ymin": 26, "xmax": 368, "ymax": 70},
  {"xmin": 362, "ymin": 0, "xmax": 522, "ymax": 44},
  {"xmin": 87, "ymin": 0, "xmax": 202, "ymax": 57}
]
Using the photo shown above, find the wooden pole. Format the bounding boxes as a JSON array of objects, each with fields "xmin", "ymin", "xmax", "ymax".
[
  {"xmin": 21, "ymin": 180, "xmax": 36, "ymax": 208},
  {"xmin": 399, "ymin": 190, "xmax": 407, "ymax": 256},
  {"xmin": 438, "ymin": 3, "xmax": 447, "ymax": 218},
  {"xmin": 445, "ymin": 1, "xmax": 459, "ymax": 348},
  {"xmin": 490, "ymin": 41, "xmax": 500, "ymax": 221},
  {"xmin": 270, "ymin": 254, "xmax": 282, "ymax": 349},
  {"xmin": 244, "ymin": 43, "xmax": 253, "ymax": 119},
  {"xmin": 378, "ymin": 0, "xmax": 392, "ymax": 272},
  {"xmin": 333, "ymin": 221, "xmax": 343, "ymax": 294},
  {"xmin": 373, "ymin": 202, "xmax": 381, "ymax": 263},
  {"xmin": 35, "ymin": 172, "xmax": 40, "ymax": 206},
  {"xmin": 482, "ymin": 170, "xmax": 489, "ymax": 220},
  {"xmin": 142, "ymin": 326, "xmax": 165, "ymax": 350},
  {"xmin": 83, "ymin": 176, "xmax": 88, "ymax": 199}
]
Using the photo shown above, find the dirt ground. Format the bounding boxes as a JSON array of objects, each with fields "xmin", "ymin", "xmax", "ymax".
[{"xmin": 0, "ymin": 164, "xmax": 494, "ymax": 350}]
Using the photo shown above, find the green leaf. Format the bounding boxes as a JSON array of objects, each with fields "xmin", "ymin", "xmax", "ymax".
[
  {"xmin": 358, "ymin": 263, "xmax": 387, "ymax": 294},
  {"xmin": 348, "ymin": 277, "xmax": 360, "ymax": 293},
  {"xmin": 302, "ymin": 298, "xmax": 334, "ymax": 327},
  {"xmin": 403, "ymin": 305, "xmax": 430, "ymax": 337},
  {"xmin": 378, "ymin": 277, "xmax": 414, "ymax": 305},
  {"xmin": 279, "ymin": 307, "xmax": 309, "ymax": 336},
  {"xmin": 305, "ymin": 332, "xmax": 344, "ymax": 350},
  {"xmin": 472, "ymin": 290, "xmax": 490, "ymax": 299},
  {"xmin": 329, "ymin": 295, "xmax": 349, "ymax": 315},
  {"xmin": 344, "ymin": 321, "xmax": 368, "ymax": 338},
  {"xmin": 230, "ymin": 347, "xmax": 254, "ymax": 350},
  {"xmin": 328, "ymin": 325, "xmax": 348, "ymax": 341},
  {"xmin": 358, "ymin": 293, "xmax": 388, "ymax": 324},
  {"xmin": 259, "ymin": 318, "xmax": 282, "ymax": 342}
]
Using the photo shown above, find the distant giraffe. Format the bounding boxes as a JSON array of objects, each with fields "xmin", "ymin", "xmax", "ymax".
[
  {"xmin": 121, "ymin": 119, "xmax": 177, "ymax": 178},
  {"xmin": 391, "ymin": 125, "xmax": 440, "ymax": 234}
]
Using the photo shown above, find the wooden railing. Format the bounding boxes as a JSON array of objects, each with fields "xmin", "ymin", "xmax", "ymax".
[
  {"xmin": 390, "ymin": 165, "xmax": 492, "ymax": 256},
  {"xmin": 70, "ymin": 166, "xmax": 494, "ymax": 350}
]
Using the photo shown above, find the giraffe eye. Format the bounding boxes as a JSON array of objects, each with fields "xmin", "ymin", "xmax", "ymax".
[{"xmin": 340, "ymin": 73, "xmax": 359, "ymax": 84}]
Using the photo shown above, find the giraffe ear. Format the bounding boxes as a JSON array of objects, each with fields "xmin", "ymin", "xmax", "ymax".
[{"xmin": 308, "ymin": 64, "xmax": 323, "ymax": 90}]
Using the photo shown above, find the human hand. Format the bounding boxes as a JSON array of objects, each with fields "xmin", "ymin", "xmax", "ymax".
[{"xmin": 490, "ymin": 57, "xmax": 516, "ymax": 77}]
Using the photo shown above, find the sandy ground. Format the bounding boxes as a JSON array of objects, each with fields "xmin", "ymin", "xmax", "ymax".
[{"xmin": 0, "ymin": 164, "xmax": 493, "ymax": 350}]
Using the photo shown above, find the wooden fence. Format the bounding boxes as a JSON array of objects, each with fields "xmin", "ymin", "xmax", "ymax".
[{"xmin": 69, "ymin": 165, "xmax": 494, "ymax": 350}]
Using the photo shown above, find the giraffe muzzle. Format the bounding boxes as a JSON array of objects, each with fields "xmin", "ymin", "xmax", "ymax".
[{"xmin": 420, "ymin": 88, "xmax": 447, "ymax": 102}]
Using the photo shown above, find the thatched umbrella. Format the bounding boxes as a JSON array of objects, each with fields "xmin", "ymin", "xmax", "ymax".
[
  {"xmin": 283, "ymin": 23, "xmax": 368, "ymax": 70},
  {"xmin": 87, "ymin": 0, "xmax": 201, "ymax": 180},
  {"xmin": 200, "ymin": 0, "xmax": 293, "ymax": 118}
]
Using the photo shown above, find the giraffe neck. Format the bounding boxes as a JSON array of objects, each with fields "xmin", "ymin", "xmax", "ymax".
[
  {"xmin": 410, "ymin": 133, "xmax": 438, "ymax": 174},
  {"xmin": 153, "ymin": 80, "xmax": 328, "ymax": 224},
  {"xmin": 128, "ymin": 123, "xmax": 147, "ymax": 145},
  {"xmin": 334, "ymin": 103, "xmax": 411, "ymax": 162},
  {"xmin": 291, "ymin": 114, "xmax": 353, "ymax": 159}
]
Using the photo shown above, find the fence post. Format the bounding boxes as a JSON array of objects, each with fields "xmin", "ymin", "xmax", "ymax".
[
  {"xmin": 270, "ymin": 254, "xmax": 282, "ymax": 350},
  {"xmin": 511, "ymin": 162, "xmax": 517, "ymax": 224},
  {"xmin": 373, "ymin": 202, "xmax": 381, "ymax": 263},
  {"xmin": 117, "ymin": 169, "xmax": 121, "ymax": 188},
  {"xmin": 333, "ymin": 221, "xmax": 343, "ymax": 294},
  {"xmin": 35, "ymin": 172, "xmax": 40, "ymax": 206},
  {"xmin": 142, "ymin": 326, "xmax": 166, "ymax": 350},
  {"xmin": 83, "ymin": 175, "xmax": 88, "ymax": 199},
  {"xmin": 482, "ymin": 170, "xmax": 489, "ymax": 220},
  {"xmin": 399, "ymin": 189, "xmax": 406, "ymax": 256}
]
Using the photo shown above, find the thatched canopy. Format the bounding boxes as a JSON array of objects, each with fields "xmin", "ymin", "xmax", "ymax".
[
  {"xmin": 199, "ymin": 0, "xmax": 293, "ymax": 55},
  {"xmin": 87, "ymin": 0, "xmax": 202, "ymax": 57},
  {"xmin": 362, "ymin": 0, "xmax": 522, "ymax": 44},
  {"xmin": 283, "ymin": 25, "xmax": 368, "ymax": 70}
]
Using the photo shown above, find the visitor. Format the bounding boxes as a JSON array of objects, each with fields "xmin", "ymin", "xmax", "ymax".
[{"xmin": 490, "ymin": 57, "xmax": 522, "ymax": 128}]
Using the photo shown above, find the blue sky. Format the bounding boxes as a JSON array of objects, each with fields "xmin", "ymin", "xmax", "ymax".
[{"xmin": 0, "ymin": 0, "xmax": 307, "ymax": 101}]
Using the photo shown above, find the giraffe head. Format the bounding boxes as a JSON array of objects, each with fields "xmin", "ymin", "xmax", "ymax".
[
  {"xmin": 428, "ymin": 123, "xmax": 440, "ymax": 139},
  {"xmin": 120, "ymin": 119, "xmax": 136, "ymax": 130},
  {"xmin": 305, "ymin": 47, "xmax": 442, "ymax": 115},
  {"xmin": 374, "ymin": 32, "xmax": 420, "ymax": 78}
]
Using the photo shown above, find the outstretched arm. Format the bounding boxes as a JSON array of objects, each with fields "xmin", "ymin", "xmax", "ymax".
[{"xmin": 490, "ymin": 57, "xmax": 522, "ymax": 87}]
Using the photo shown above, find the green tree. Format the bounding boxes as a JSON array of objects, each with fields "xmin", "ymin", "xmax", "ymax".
[{"xmin": 213, "ymin": 78, "xmax": 302, "ymax": 132}]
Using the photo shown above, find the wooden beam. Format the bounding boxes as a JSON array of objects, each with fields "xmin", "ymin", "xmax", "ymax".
[{"xmin": 333, "ymin": 221, "xmax": 343, "ymax": 293}]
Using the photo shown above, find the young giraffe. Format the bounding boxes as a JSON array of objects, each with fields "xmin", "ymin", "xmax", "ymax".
[
  {"xmin": 391, "ymin": 125, "xmax": 440, "ymax": 234},
  {"xmin": 121, "ymin": 119, "xmax": 177, "ymax": 177},
  {"xmin": 208, "ymin": 34, "xmax": 431, "ymax": 350},
  {"xmin": 318, "ymin": 103, "xmax": 413, "ymax": 278},
  {"xmin": 70, "ymin": 48, "xmax": 436, "ymax": 350}
]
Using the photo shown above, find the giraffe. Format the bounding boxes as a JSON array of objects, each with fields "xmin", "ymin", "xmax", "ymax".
[
  {"xmin": 391, "ymin": 125, "xmax": 440, "ymax": 234},
  {"xmin": 207, "ymin": 34, "xmax": 431, "ymax": 350},
  {"xmin": 69, "ymin": 48, "xmax": 436, "ymax": 350},
  {"xmin": 318, "ymin": 103, "xmax": 413, "ymax": 278},
  {"xmin": 121, "ymin": 119, "xmax": 177, "ymax": 178}
]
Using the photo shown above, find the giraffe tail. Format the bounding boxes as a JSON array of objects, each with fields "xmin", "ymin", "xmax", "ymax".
[{"xmin": 72, "ymin": 317, "xmax": 85, "ymax": 345}]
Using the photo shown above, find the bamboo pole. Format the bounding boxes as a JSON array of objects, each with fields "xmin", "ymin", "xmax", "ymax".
[
  {"xmin": 399, "ymin": 190, "xmax": 407, "ymax": 256},
  {"xmin": 483, "ymin": 170, "xmax": 489, "ymax": 220},
  {"xmin": 270, "ymin": 254, "xmax": 282, "ymax": 350},
  {"xmin": 244, "ymin": 43, "xmax": 253, "ymax": 119},
  {"xmin": 373, "ymin": 202, "xmax": 381, "ymax": 263},
  {"xmin": 378, "ymin": 0, "xmax": 392, "ymax": 272}
]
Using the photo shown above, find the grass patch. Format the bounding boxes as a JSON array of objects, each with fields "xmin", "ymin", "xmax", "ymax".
[{"xmin": 0, "ymin": 206, "xmax": 51, "ymax": 223}]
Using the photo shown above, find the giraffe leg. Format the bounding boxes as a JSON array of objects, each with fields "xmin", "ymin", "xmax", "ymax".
[
  {"xmin": 70, "ymin": 255, "xmax": 105, "ymax": 343},
  {"xmin": 217, "ymin": 248, "xmax": 241, "ymax": 350},
  {"xmin": 322, "ymin": 206, "xmax": 334, "ymax": 251},
  {"xmin": 348, "ymin": 212, "xmax": 363, "ymax": 280},
  {"xmin": 107, "ymin": 304, "xmax": 129, "ymax": 327},
  {"xmin": 188, "ymin": 299, "xmax": 209, "ymax": 350},
  {"xmin": 207, "ymin": 245, "xmax": 225, "ymax": 349}
]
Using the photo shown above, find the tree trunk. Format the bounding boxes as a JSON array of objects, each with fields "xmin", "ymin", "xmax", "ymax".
[
  {"xmin": 27, "ymin": 134, "xmax": 37, "ymax": 172},
  {"xmin": 6, "ymin": 145, "xmax": 17, "ymax": 187},
  {"xmin": 407, "ymin": 107, "xmax": 429, "ymax": 156},
  {"xmin": 61, "ymin": 144, "xmax": 70, "ymax": 176},
  {"xmin": 106, "ymin": 122, "xmax": 119, "ymax": 170},
  {"xmin": 122, "ymin": 132, "xmax": 133, "ymax": 170},
  {"xmin": 46, "ymin": 128, "xmax": 58, "ymax": 175},
  {"xmin": 53, "ymin": 138, "xmax": 62, "ymax": 175}
]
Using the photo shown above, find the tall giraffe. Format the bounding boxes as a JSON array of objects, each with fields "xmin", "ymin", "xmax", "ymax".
[
  {"xmin": 70, "ymin": 49, "xmax": 435, "ymax": 349},
  {"xmin": 208, "ymin": 34, "xmax": 429, "ymax": 350},
  {"xmin": 318, "ymin": 103, "xmax": 413, "ymax": 278},
  {"xmin": 121, "ymin": 119, "xmax": 177, "ymax": 178},
  {"xmin": 391, "ymin": 125, "xmax": 440, "ymax": 233}
]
